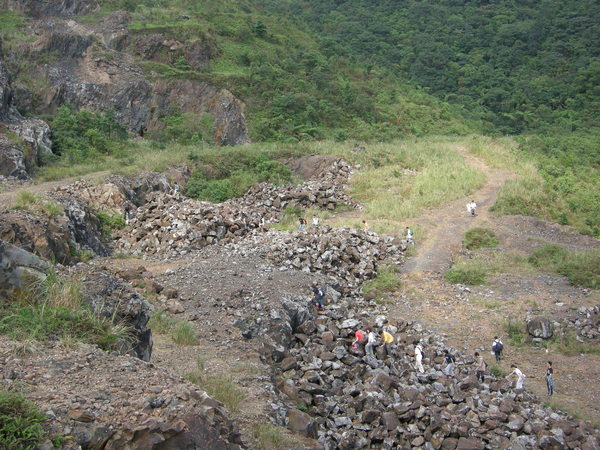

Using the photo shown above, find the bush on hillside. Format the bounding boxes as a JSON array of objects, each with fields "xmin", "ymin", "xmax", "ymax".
[
  {"xmin": 528, "ymin": 245, "xmax": 600, "ymax": 289},
  {"xmin": 445, "ymin": 263, "xmax": 487, "ymax": 285},
  {"xmin": 464, "ymin": 227, "xmax": 498, "ymax": 250},
  {"xmin": 50, "ymin": 105, "xmax": 127, "ymax": 163}
]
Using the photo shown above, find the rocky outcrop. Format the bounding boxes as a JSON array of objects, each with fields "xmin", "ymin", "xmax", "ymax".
[
  {"xmin": 0, "ymin": 335, "xmax": 244, "ymax": 449},
  {"xmin": 74, "ymin": 267, "xmax": 153, "ymax": 361},
  {"xmin": 526, "ymin": 317, "xmax": 554, "ymax": 339},
  {"xmin": 1, "ymin": 0, "xmax": 99, "ymax": 17},
  {"xmin": 2, "ymin": 8, "xmax": 251, "ymax": 145},
  {"xmin": 0, "ymin": 239, "xmax": 48, "ymax": 295},
  {"xmin": 0, "ymin": 54, "xmax": 52, "ymax": 178},
  {"xmin": 0, "ymin": 194, "xmax": 108, "ymax": 264}
]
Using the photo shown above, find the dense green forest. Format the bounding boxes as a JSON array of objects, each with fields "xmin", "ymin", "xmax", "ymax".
[{"xmin": 267, "ymin": 0, "xmax": 600, "ymax": 135}]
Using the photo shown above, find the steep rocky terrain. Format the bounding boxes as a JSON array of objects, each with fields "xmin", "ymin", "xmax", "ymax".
[{"xmin": 0, "ymin": 0, "xmax": 250, "ymax": 180}]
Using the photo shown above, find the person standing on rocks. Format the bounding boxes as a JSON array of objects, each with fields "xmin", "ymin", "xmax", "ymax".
[
  {"xmin": 381, "ymin": 328, "xmax": 394, "ymax": 356},
  {"xmin": 545, "ymin": 361, "xmax": 554, "ymax": 396},
  {"xmin": 474, "ymin": 352, "xmax": 486, "ymax": 382},
  {"xmin": 507, "ymin": 363, "xmax": 526, "ymax": 389},
  {"xmin": 298, "ymin": 217, "xmax": 306, "ymax": 231},
  {"xmin": 443, "ymin": 349, "xmax": 456, "ymax": 378},
  {"xmin": 492, "ymin": 336, "xmax": 504, "ymax": 362},
  {"xmin": 365, "ymin": 330, "xmax": 377, "ymax": 358},
  {"xmin": 311, "ymin": 282, "xmax": 325, "ymax": 311},
  {"xmin": 414, "ymin": 340, "xmax": 424, "ymax": 373}
]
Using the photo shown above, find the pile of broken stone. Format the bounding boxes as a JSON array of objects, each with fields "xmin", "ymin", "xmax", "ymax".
[
  {"xmin": 115, "ymin": 159, "xmax": 360, "ymax": 258},
  {"xmin": 259, "ymin": 292, "xmax": 600, "ymax": 449},
  {"xmin": 224, "ymin": 228, "xmax": 406, "ymax": 291}
]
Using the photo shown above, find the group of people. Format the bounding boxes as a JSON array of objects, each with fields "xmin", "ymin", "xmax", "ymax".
[
  {"xmin": 347, "ymin": 329, "xmax": 554, "ymax": 396},
  {"xmin": 298, "ymin": 215, "xmax": 320, "ymax": 230}
]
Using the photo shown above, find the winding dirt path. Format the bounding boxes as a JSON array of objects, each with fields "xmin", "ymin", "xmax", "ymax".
[{"xmin": 400, "ymin": 148, "xmax": 513, "ymax": 274}]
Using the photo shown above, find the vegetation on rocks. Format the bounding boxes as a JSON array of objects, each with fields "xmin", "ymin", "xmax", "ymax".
[
  {"xmin": 528, "ymin": 245, "xmax": 600, "ymax": 289},
  {"xmin": 0, "ymin": 390, "xmax": 46, "ymax": 450}
]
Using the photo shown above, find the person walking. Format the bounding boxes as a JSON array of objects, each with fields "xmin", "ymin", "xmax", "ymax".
[
  {"xmin": 545, "ymin": 361, "xmax": 554, "ymax": 396},
  {"xmin": 492, "ymin": 336, "xmax": 504, "ymax": 362},
  {"xmin": 405, "ymin": 227, "xmax": 414, "ymax": 246},
  {"xmin": 475, "ymin": 352, "xmax": 486, "ymax": 382},
  {"xmin": 365, "ymin": 330, "xmax": 377, "ymax": 358},
  {"xmin": 414, "ymin": 340, "xmax": 424, "ymax": 373},
  {"xmin": 311, "ymin": 282, "xmax": 325, "ymax": 311},
  {"xmin": 469, "ymin": 200, "xmax": 477, "ymax": 216},
  {"xmin": 443, "ymin": 349, "xmax": 456, "ymax": 378},
  {"xmin": 506, "ymin": 364, "xmax": 526, "ymax": 389}
]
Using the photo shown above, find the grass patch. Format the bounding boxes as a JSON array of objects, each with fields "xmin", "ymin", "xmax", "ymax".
[
  {"xmin": 464, "ymin": 227, "xmax": 498, "ymax": 250},
  {"xmin": 0, "ymin": 271, "xmax": 134, "ymax": 352},
  {"xmin": 185, "ymin": 357, "xmax": 246, "ymax": 414},
  {"xmin": 361, "ymin": 265, "xmax": 402, "ymax": 301},
  {"xmin": 445, "ymin": 262, "xmax": 487, "ymax": 285},
  {"xmin": 11, "ymin": 192, "xmax": 64, "ymax": 219},
  {"xmin": 253, "ymin": 424, "xmax": 294, "ymax": 450},
  {"xmin": 545, "ymin": 331, "xmax": 600, "ymax": 356},
  {"xmin": 528, "ymin": 245, "xmax": 600, "ymax": 289},
  {"xmin": 94, "ymin": 209, "xmax": 126, "ymax": 239},
  {"xmin": 503, "ymin": 318, "xmax": 525, "ymax": 346},
  {"xmin": 0, "ymin": 390, "xmax": 46, "ymax": 449},
  {"xmin": 148, "ymin": 310, "xmax": 198, "ymax": 345}
]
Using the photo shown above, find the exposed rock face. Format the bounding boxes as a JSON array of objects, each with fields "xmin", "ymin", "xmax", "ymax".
[
  {"xmin": 0, "ymin": 55, "xmax": 52, "ymax": 178},
  {"xmin": 75, "ymin": 268, "xmax": 153, "ymax": 361},
  {"xmin": 0, "ymin": 239, "xmax": 48, "ymax": 295},
  {"xmin": 527, "ymin": 317, "xmax": 554, "ymax": 339},
  {"xmin": 0, "ymin": 195, "xmax": 108, "ymax": 265},
  {"xmin": 2, "ymin": 6, "xmax": 251, "ymax": 146},
  {"xmin": 0, "ymin": 0, "xmax": 99, "ymax": 17}
]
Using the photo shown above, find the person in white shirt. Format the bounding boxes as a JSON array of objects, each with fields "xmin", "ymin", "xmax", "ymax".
[
  {"xmin": 468, "ymin": 200, "xmax": 477, "ymax": 216},
  {"xmin": 365, "ymin": 330, "xmax": 377, "ymax": 358},
  {"xmin": 507, "ymin": 364, "xmax": 526, "ymax": 389},
  {"xmin": 312, "ymin": 215, "xmax": 319, "ymax": 227},
  {"xmin": 413, "ymin": 340, "xmax": 424, "ymax": 373}
]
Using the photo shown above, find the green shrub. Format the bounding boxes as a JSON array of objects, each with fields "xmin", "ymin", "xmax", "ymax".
[
  {"xmin": 489, "ymin": 365, "xmax": 506, "ymax": 378},
  {"xmin": 529, "ymin": 245, "xmax": 600, "ymax": 289},
  {"xmin": 547, "ymin": 331, "xmax": 600, "ymax": 356},
  {"xmin": 464, "ymin": 227, "xmax": 498, "ymax": 250},
  {"xmin": 202, "ymin": 377, "xmax": 246, "ymax": 414},
  {"xmin": 361, "ymin": 265, "xmax": 402, "ymax": 300},
  {"xmin": 445, "ymin": 263, "xmax": 486, "ymax": 285},
  {"xmin": 503, "ymin": 318, "xmax": 525, "ymax": 346},
  {"xmin": 50, "ymin": 105, "xmax": 127, "ymax": 163},
  {"xmin": 94, "ymin": 210, "xmax": 126, "ymax": 238},
  {"xmin": 0, "ymin": 391, "xmax": 46, "ymax": 449}
]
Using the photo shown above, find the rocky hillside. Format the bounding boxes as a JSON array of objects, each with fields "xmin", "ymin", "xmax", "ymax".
[{"xmin": 0, "ymin": 0, "xmax": 250, "ymax": 179}]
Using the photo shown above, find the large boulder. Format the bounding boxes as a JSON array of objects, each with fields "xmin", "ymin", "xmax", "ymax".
[
  {"xmin": 527, "ymin": 317, "xmax": 554, "ymax": 339},
  {"xmin": 0, "ymin": 239, "xmax": 48, "ymax": 295}
]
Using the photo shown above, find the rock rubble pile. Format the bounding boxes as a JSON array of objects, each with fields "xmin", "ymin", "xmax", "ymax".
[
  {"xmin": 0, "ymin": 336, "xmax": 243, "ymax": 450},
  {"xmin": 115, "ymin": 159, "xmax": 360, "ymax": 258},
  {"xmin": 226, "ymin": 228, "xmax": 406, "ymax": 291},
  {"xmin": 264, "ymin": 296, "xmax": 600, "ymax": 449}
]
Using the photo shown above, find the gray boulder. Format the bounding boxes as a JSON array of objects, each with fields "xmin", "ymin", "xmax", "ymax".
[
  {"xmin": 0, "ymin": 239, "xmax": 48, "ymax": 295},
  {"xmin": 527, "ymin": 317, "xmax": 554, "ymax": 339}
]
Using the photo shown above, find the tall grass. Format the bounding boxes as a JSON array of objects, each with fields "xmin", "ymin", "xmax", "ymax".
[
  {"xmin": 0, "ymin": 391, "xmax": 46, "ymax": 449},
  {"xmin": 0, "ymin": 271, "xmax": 134, "ymax": 352},
  {"xmin": 148, "ymin": 310, "xmax": 198, "ymax": 345},
  {"xmin": 528, "ymin": 245, "xmax": 600, "ymax": 289}
]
